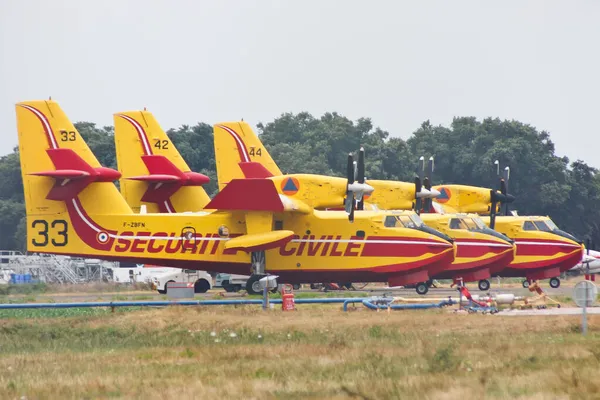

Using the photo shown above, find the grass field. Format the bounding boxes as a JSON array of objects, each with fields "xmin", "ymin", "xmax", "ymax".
[{"xmin": 0, "ymin": 304, "xmax": 599, "ymax": 399}]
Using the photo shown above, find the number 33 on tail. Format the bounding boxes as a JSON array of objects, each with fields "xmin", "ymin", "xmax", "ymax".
[{"xmin": 31, "ymin": 220, "xmax": 68, "ymax": 247}]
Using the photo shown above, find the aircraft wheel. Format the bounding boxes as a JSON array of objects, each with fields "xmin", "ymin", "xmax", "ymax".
[
  {"xmin": 246, "ymin": 275, "xmax": 264, "ymax": 295},
  {"xmin": 223, "ymin": 285, "xmax": 236, "ymax": 292},
  {"xmin": 478, "ymin": 279, "xmax": 491, "ymax": 291},
  {"xmin": 549, "ymin": 277, "xmax": 560, "ymax": 288},
  {"xmin": 194, "ymin": 279, "xmax": 210, "ymax": 293},
  {"xmin": 222, "ymin": 280, "xmax": 236, "ymax": 293},
  {"xmin": 522, "ymin": 280, "xmax": 530, "ymax": 289},
  {"xmin": 416, "ymin": 282, "xmax": 429, "ymax": 295},
  {"xmin": 157, "ymin": 289, "xmax": 166, "ymax": 295},
  {"xmin": 292, "ymin": 284, "xmax": 301, "ymax": 290}
]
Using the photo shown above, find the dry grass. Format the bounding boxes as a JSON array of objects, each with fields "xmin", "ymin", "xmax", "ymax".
[
  {"xmin": 44, "ymin": 282, "xmax": 154, "ymax": 294},
  {"xmin": 0, "ymin": 305, "xmax": 598, "ymax": 399}
]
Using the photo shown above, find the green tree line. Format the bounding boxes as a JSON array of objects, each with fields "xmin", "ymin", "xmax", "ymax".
[{"xmin": 0, "ymin": 113, "xmax": 598, "ymax": 251}]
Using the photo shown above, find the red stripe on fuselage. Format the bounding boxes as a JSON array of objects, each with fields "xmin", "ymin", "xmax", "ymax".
[
  {"xmin": 361, "ymin": 236, "xmax": 450, "ymax": 257},
  {"xmin": 65, "ymin": 198, "xmax": 117, "ymax": 251},
  {"xmin": 514, "ymin": 239, "xmax": 581, "ymax": 257},
  {"xmin": 454, "ymin": 239, "xmax": 512, "ymax": 258},
  {"xmin": 433, "ymin": 249, "xmax": 514, "ymax": 281},
  {"xmin": 501, "ymin": 249, "xmax": 583, "ymax": 276}
]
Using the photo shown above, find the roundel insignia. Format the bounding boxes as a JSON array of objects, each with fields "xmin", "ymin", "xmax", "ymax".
[
  {"xmin": 436, "ymin": 187, "xmax": 452, "ymax": 204},
  {"xmin": 97, "ymin": 231, "xmax": 110, "ymax": 244},
  {"xmin": 281, "ymin": 177, "xmax": 300, "ymax": 196}
]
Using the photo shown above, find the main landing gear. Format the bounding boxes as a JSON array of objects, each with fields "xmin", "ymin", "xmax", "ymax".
[
  {"xmin": 245, "ymin": 251, "xmax": 279, "ymax": 295},
  {"xmin": 415, "ymin": 280, "xmax": 435, "ymax": 295},
  {"xmin": 477, "ymin": 279, "xmax": 491, "ymax": 291},
  {"xmin": 415, "ymin": 282, "xmax": 429, "ymax": 295}
]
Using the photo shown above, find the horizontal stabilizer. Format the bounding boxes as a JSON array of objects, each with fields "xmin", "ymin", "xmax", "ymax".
[
  {"xmin": 140, "ymin": 155, "xmax": 210, "ymax": 185},
  {"xmin": 238, "ymin": 162, "xmax": 274, "ymax": 179},
  {"xmin": 31, "ymin": 170, "xmax": 90, "ymax": 180},
  {"xmin": 127, "ymin": 155, "xmax": 210, "ymax": 204},
  {"xmin": 128, "ymin": 174, "xmax": 180, "ymax": 182},
  {"xmin": 224, "ymin": 230, "xmax": 295, "ymax": 252},
  {"xmin": 183, "ymin": 171, "xmax": 212, "ymax": 185},
  {"xmin": 206, "ymin": 179, "xmax": 285, "ymax": 211},
  {"xmin": 30, "ymin": 149, "xmax": 121, "ymax": 201}
]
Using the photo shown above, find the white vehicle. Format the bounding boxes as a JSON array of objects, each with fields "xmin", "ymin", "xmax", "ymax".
[
  {"xmin": 152, "ymin": 269, "xmax": 212, "ymax": 294},
  {"xmin": 215, "ymin": 273, "xmax": 251, "ymax": 292},
  {"xmin": 112, "ymin": 265, "xmax": 178, "ymax": 284}
]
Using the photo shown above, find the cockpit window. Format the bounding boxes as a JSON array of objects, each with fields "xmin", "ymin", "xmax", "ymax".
[
  {"xmin": 449, "ymin": 218, "xmax": 468, "ymax": 230},
  {"xmin": 409, "ymin": 214, "xmax": 424, "ymax": 228},
  {"xmin": 471, "ymin": 217, "xmax": 487, "ymax": 229},
  {"xmin": 384, "ymin": 215, "xmax": 419, "ymax": 228},
  {"xmin": 523, "ymin": 221, "xmax": 537, "ymax": 231},
  {"xmin": 398, "ymin": 215, "xmax": 417, "ymax": 228},
  {"xmin": 534, "ymin": 221, "xmax": 553, "ymax": 232},
  {"xmin": 462, "ymin": 219, "xmax": 479, "ymax": 230},
  {"xmin": 545, "ymin": 219, "xmax": 558, "ymax": 230},
  {"xmin": 384, "ymin": 216, "xmax": 397, "ymax": 228}
]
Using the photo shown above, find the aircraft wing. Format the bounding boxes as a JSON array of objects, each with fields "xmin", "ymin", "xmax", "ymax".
[
  {"xmin": 206, "ymin": 178, "xmax": 311, "ymax": 252},
  {"xmin": 224, "ymin": 231, "xmax": 295, "ymax": 252}
]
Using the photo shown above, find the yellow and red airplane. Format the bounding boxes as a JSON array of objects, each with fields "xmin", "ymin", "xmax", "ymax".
[
  {"xmin": 429, "ymin": 164, "xmax": 584, "ymax": 288},
  {"xmin": 212, "ymin": 122, "xmax": 518, "ymax": 293},
  {"xmin": 15, "ymin": 100, "xmax": 457, "ymax": 295},
  {"xmin": 114, "ymin": 112, "xmax": 485, "ymax": 293}
]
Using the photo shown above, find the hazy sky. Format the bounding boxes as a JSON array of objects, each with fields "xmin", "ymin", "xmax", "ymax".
[{"xmin": 1, "ymin": 1, "xmax": 599, "ymax": 167}]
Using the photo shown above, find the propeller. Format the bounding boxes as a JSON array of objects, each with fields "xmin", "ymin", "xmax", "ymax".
[
  {"xmin": 502, "ymin": 166, "xmax": 511, "ymax": 216},
  {"xmin": 356, "ymin": 147, "xmax": 366, "ymax": 211},
  {"xmin": 414, "ymin": 156, "xmax": 425, "ymax": 215},
  {"xmin": 489, "ymin": 160, "xmax": 516, "ymax": 229},
  {"xmin": 344, "ymin": 147, "xmax": 372, "ymax": 222},
  {"xmin": 423, "ymin": 156, "xmax": 435, "ymax": 212},
  {"xmin": 344, "ymin": 153, "xmax": 355, "ymax": 222}
]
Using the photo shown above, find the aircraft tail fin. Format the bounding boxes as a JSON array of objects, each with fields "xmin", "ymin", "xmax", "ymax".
[
  {"xmin": 214, "ymin": 122, "xmax": 282, "ymax": 190},
  {"xmin": 114, "ymin": 111, "xmax": 211, "ymax": 213},
  {"xmin": 16, "ymin": 100, "xmax": 131, "ymax": 217}
]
